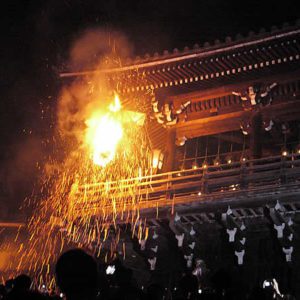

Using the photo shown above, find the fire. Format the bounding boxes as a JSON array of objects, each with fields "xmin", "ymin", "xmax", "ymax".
[
  {"xmin": 85, "ymin": 94, "xmax": 123, "ymax": 167},
  {"xmin": 7, "ymin": 86, "xmax": 151, "ymax": 284}
]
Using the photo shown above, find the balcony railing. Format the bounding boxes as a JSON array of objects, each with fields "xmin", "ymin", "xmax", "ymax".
[{"xmin": 72, "ymin": 154, "xmax": 300, "ymax": 213}]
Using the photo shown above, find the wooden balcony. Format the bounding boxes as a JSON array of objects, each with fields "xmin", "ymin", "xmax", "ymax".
[{"xmin": 73, "ymin": 154, "xmax": 300, "ymax": 219}]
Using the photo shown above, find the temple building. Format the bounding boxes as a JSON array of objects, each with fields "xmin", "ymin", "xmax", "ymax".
[
  {"xmin": 1, "ymin": 21, "xmax": 300, "ymax": 296},
  {"xmin": 61, "ymin": 21, "xmax": 300, "ymax": 294}
]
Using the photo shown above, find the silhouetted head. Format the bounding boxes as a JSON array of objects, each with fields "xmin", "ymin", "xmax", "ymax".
[
  {"xmin": 5, "ymin": 279, "xmax": 14, "ymax": 292},
  {"xmin": 0, "ymin": 284, "xmax": 6, "ymax": 296},
  {"xmin": 55, "ymin": 249, "xmax": 98, "ymax": 299},
  {"xmin": 147, "ymin": 283, "xmax": 164, "ymax": 300},
  {"xmin": 13, "ymin": 274, "xmax": 31, "ymax": 291}
]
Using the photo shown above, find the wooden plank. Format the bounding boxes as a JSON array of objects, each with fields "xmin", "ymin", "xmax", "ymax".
[
  {"xmin": 176, "ymin": 110, "xmax": 250, "ymax": 138},
  {"xmin": 0, "ymin": 222, "xmax": 25, "ymax": 228},
  {"xmin": 175, "ymin": 99, "xmax": 300, "ymax": 138}
]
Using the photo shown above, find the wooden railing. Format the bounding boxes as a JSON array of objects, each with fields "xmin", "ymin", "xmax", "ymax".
[{"xmin": 74, "ymin": 154, "xmax": 300, "ymax": 210}]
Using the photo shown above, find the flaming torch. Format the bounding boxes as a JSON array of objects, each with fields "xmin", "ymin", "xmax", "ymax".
[{"xmin": 85, "ymin": 94, "xmax": 123, "ymax": 167}]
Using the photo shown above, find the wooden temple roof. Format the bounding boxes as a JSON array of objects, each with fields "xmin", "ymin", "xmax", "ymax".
[
  {"xmin": 61, "ymin": 21, "xmax": 300, "ymax": 95},
  {"xmin": 60, "ymin": 21, "xmax": 300, "ymax": 151}
]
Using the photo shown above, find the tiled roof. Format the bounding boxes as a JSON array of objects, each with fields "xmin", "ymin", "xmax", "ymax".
[
  {"xmin": 61, "ymin": 19, "xmax": 300, "ymax": 76},
  {"xmin": 123, "ymin": 20, "xmax": 300, "ymax": 66},
  {"xmin": 60, "ymin": 20, "xmax": 300, "ymax": 94}
]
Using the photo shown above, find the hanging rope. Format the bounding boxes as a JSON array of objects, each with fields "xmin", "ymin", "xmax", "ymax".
[
  {"xmin": 241, "ymin": 135, "xmax": 247, "ymax": 162},
  {"xmin": 193, "ymin": 137, "xmax": 199, "ymax": 169},
  {"xmin": 214, "ymin": 134, "xmax": 221, "ymax": 166}
]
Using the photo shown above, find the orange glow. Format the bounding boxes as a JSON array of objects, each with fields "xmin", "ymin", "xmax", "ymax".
[
  {"xmin": 7, "ymin": 85, "xmax": 152, "ymax": 285},
  {"xmin": 85, "ymin": 94, "xmax": 123, "ymax": 167}
]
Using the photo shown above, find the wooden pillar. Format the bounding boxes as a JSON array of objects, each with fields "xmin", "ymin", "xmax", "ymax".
[
  {"xmin": 250, "ymin": 112, "xmax": 263, "ymax": 159},
  {"xmin": 163, "ymin": 129, "xmax": 176, "ymax": 172}
]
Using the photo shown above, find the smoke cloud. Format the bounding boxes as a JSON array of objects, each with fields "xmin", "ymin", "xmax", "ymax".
[
  {"xmin": 57, "ymin": 28, "xmax": 134, "ymax": 145},
  {"xmin": 69, "ymin": 28, "xmax": 133, "ymax": 70}
]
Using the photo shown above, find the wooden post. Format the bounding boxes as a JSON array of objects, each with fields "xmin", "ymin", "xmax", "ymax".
[
  {"xmin": 163, "ymin": 129, "xmax": 176, "ymax": 172},
  {"xmin": 201, "ymin": 169, "xmax": 209, "ymax": 194},
  {"xmin": 250, "ymin": 112, "xmax": 263, "ymax": 159}
]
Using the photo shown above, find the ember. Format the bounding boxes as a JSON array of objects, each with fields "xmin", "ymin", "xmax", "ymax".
[{"xmin": 2, "ymin": 77, "xmax": 152, "ymax": 286}]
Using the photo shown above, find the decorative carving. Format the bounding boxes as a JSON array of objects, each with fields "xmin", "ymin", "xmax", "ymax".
[
  {"xmin": 235, "ymin": 249, "xmax": 245, "ymax": 265},
  {"xmin": 227, "ymin": 227, "xmax": 237, "ymax": 242},
  {"xmin": 282, "ymin": 246, "xmax": 293, "ymax": 262},
  {"xmin": 274, "ymin": 223, "xmax": 285, "ymax": 238},
  {"xmin": 233, "ymin": 82, "xmax": 277, "ymax": 110},
  {"xmin": 175, "ymin": 233, "xmax": 185, "ymax": 247},
  {"xmin": 150, "ymin": 94, "xmax": 190, "ymax": 127},
  {"xmin": 148, "ymin": 257, "xmax": 157, "ymax": 270}
]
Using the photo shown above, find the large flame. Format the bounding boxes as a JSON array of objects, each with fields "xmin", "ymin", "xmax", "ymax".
[
  {"xmin": 85, "ymin": 94, "xmax": 123, "ymax": 167},
  {"xmin": 5, "ymin": 87, "xmax": 151, "ymax": 284}
]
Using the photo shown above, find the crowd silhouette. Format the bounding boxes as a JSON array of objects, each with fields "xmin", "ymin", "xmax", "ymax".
[{"xmin": 0, "ymin": 248, "xmax": 295, "ymax": 300}]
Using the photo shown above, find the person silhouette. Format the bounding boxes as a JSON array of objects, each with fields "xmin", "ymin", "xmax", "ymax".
[{"xmin": 55, "ymin": 249, "xmax": 98, "ymax": 300}]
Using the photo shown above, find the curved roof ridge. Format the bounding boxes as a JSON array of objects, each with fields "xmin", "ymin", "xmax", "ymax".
[
  {"xmin": 60, "ymin": 19, "xmax": 300, "ymax": 78},
  {"xmin": 127, "ymin": 19, "xmax": 300, "ymax": 65}
]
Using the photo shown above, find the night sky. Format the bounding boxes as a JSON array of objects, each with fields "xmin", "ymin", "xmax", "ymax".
[{"xmin": 0, "ymin": 0, "xmax": 299, "ymax": 217}]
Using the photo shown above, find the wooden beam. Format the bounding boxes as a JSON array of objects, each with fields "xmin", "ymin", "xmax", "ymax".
[
  {"xmin": 163, "ymin": 129, "xmax": 176, "ymax": 172},
  {"xmin": 214, "ymin": 133, "xmax": 248, "ymax": 145},
  {"xmin": 175, "ymin": 99, "xmax": 300, "ymax": 139},
  {"xmin": 0, "ymin": 222, "xmax": 25, "ymax": 228},
  {"xmin": 250, "ymin": 112, "xmax": 263, "ymax": 159},
  {"xmin": 168, "ymin": 70, "xmax": 300, "ymax": 105},
  {"xmin": 176, "ymin": 110, "xmax": 250, "ymax": 138},
  {"xmin": 264, "ymin": 99, "xmax": 300, "ymax": 121}
]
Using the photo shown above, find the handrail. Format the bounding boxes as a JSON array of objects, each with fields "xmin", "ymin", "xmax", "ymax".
[
  {"xmin": 73, "ymin": 155, "xmax": 300, "ymax": 206},
  {"xmin": 80, "ymin": 154, "xmax": 297, "ymax": 189}
]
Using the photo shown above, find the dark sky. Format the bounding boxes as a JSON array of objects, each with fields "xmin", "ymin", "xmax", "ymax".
[
  {"xmin": 1, "ymin": 0, "xmax": 299, "ymax": 126},
  {"xmin": 0, "ymin": 0, "xmax": 299, "ymax": 216}
]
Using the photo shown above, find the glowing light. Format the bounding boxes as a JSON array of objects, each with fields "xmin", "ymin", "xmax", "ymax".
[
  {"xmin": 282, "ymin": 150, "xmax": 288, "ymax": 157},
  {"xmin": 176, "ymin": 136, "xmax": 187, "ymax": 146},
  {"xmin": 226, "ymin": 157, "xmax": 232, "ymax": 164},
  {"xmin": 213, "ymin": 157, "xmax": 220, "ymax": 166},
  {"xmin": 85, "ymin": 94, "xmax": 123, "ymax": 167},
  {"xmin": 192, "ymin": 161, "xmax": 198, "ymax": 169},
  {"xmin": 152, "ymin": 149, "xmax": 164, "ymax": 169}
]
